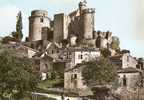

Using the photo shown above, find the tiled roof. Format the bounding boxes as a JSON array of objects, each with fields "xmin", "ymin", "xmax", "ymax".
[
  {"xmin": 110, "ymin": 54, "xmax": 123, "ymax": 59},
  {"xmin": 59, "ymin": 47, "xmax": 100, "ymax": 52},
  {"xmin": 118, "ymin": 67, "xmax": 140, "ymax": 73}
]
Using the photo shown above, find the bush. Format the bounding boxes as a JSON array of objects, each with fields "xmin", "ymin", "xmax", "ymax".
[{"xmin": 33, "ymin": 95, "xmax": 56, "ymax": 100}]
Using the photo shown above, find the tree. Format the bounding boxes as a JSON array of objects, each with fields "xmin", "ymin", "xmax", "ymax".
[
  {"xmin": 100, "ymin": 48, "xmax": 111, "ymax": 57},
  {"xmin": 0, "ymin": 45, "xmax": 40, "ymax": 99},
  {"xmin": 82, "ymin": 57, "xmax": 118, "ymax": 86},
  {"xmin": 2, "ymin": 11, "xmax": 23, "ymax": 44},
  {"xmin": 82, "ymin": 57, "xmax": 118, "ymax": 99},
  {"xmin": 12, "ymin": 11, "xmax": 23, "ymax": 41},
  {"xmin": 1, "ymin": 36, "xmax": 15, "ymax": 44},
  {"xmin": 110, "ymin": 36, "xmax": 120, "ymax": 50},
  {"xmin": 62, "ymin": 39, "xmax": 69, "ymax": 48},
  {"xmin": 121, "ymin": 49, "xmax": 130, "ymax": 54}
]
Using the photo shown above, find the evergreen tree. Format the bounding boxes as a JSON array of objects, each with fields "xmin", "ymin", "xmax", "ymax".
[
  {"xmin": 14, "ymin": 11, "xmax": 23, "ymax": 41},
  {"xmin": 110, "ymin": 36, "xmax": 120, "ymax": 50}
]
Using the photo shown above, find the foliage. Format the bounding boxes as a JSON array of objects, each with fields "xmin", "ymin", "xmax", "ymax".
[
  {"xmin": 110, "ymin": 36, "xmax": 120, "ymax": 50},
  {"xmin": 36, "ymin": 95, "xmax": 56, "ymax": 100},
  {"xmin": 1, "ymin": 36, "xmax": 15, "ymax": 44},
  {"xmin": 2, "ymin": 11, "xmax": 23, "ymax": 44},
  {"xmin": 79, "ymin": 39, "xmax": 88, "ymax": 47},
  {"xmin": 11, "ymin": 93, "xmax": 31, "ymax": 100},
  {"xmin": 53, "ymin": 62, "xmax": 65, "ymax": 79},
  {"xmin": 100, "ymin": 48, "xmax": 111, "ymax": 57},
  {"xmin": 62, "ymin": 39, "xmax": 69, "ymax": 47},
  {"xmin": 0, "ymin": 46, "xmax": 40, "ymax": 99},
  {"xmin": 15, "ymin": 11, "xmax": 23, "ymax": 41},
  {"xmin": 82, "ymin": 57, "xmax": 118, "ymax": 86},
  {"xmin": 11, "ymin": 93, "xmax": 57, "ymax": 100},
  {"xmin": 38, "ymin": 79, "xmax": 64, "ymax": 90},
  {"xmin": 121, "ymin": 49, "xmax": 130, "ymax": 54}
]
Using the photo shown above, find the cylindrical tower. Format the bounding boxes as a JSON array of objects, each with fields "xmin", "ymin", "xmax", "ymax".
[
  {"xmin": 29, "ymin": 10, "xmax": 50, "ymax": 41},
  {"xmin": 81, "ymin": 8, "xmax": 95, "ymax": 39}
]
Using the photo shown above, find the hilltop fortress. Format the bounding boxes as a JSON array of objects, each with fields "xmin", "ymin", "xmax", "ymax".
[
  {"xmin": 26, "ymin": 0, "xmax": 115, "ymax": 50},
  {"xmin": 7, "ymin": 0, "xmax": 143, "ymax": 98}
]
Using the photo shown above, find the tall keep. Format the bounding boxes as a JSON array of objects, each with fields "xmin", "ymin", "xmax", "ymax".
[
  {"xmin": 81, "ymin": 8, "xmax": 95, "ymax": 39},
  {"xmin": 29, "ymin": 10, "xmax": 50, "ymax": 41}
]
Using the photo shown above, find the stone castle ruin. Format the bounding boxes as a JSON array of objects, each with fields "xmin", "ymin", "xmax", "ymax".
[
  {"xmin": 27, "ymin": 0, "xmax": 114, "ymax": 50},
  {"xmin": 29, "ymin": 10, "xmax": 51, "ymax": 41},
  {"xmin": 16, "ymin": 0, "xmax": 144, "ymax": 99}
]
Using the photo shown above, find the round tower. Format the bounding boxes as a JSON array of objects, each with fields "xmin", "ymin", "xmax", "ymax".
[
  {"xmin": 29, "ymin": 10, "xmax": 50, "ymax": 41},
  {"xmin": 81, "ymin": 8, "xmax": 95, "ymax": 39}
]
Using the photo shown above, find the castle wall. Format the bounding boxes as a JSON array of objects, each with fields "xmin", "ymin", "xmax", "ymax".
[
  {"xmin": 68, "ymin": 16, "xmax": 81, "ymax": 39},
  {"xmin": 53, "ymin": 13, "xmax": 70, "ymax": 43},
  {"xmin": 29, "ymin": 10, "xmax": 50, "ymax": 41},
  {"xmin": 42, "ymin": 27, "xmax": 49, "ymax": 41},
  {"xmin": 122, "ymin": 53, "xmax": 137, "ymax": 69},
  {"xmin": 64, "ymin": 15, "xmax": 70, "ymax": 40},
  {"xmin": 81, "ymin": 8, "xmax": 95, "ymax": 39},
  {"xmin": 73, "ymin": 50, "xmax": 100, "ymax": 66}
]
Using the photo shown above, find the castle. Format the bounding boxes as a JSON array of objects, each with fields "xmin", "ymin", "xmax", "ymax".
[{"xmin": 26, "ymin": 0, "xmax": 114, "ymax": 50}]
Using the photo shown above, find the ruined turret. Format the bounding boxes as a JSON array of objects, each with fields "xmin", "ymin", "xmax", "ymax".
[
  {"xmin": 81, "ymin": 8, "xmax": 95, "ymax": 39},
  {"xmin": 29, "ymin": 10, "xmax": 51, "ymax": 41}
]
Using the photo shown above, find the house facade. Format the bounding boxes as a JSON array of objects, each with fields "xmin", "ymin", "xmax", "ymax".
[{"xmin": 64, "ymin": 48, "xmax": 100, "ymax": 96}]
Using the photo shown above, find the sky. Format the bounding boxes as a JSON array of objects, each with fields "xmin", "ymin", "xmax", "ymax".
[{"xmin": 0, "ymin": 0, "xmax": 144, "ymax": 57}]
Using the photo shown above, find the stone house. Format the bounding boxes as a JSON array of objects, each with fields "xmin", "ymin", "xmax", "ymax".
[
  {"xmin": 32, "ymin": 42, "xmax": 64, "ymax": 80},
  {"xmin": 62, "ymin": 48, "xmax": 101, "ymax": 69},
  {"xmin": 118, "ymin": 67, "xmax": 141, "ymax": 89},
  {"xmin": 64, "ymin": 64, "xmax": 94, "ymax": 96},
  {"xmin": 110, "ymin": 50, "xmax": 143, "ymax": 90},
  {"xmin": 110, "ymin": 51, "xmax": 137, "ymax": 69},
  {"xmin": 64, "ymin": 48, "xmax": 100, "ymax": 96}
]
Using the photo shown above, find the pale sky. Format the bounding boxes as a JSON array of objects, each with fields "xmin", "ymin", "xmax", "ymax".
[{"xmin": 0, "ymin": 0, "xmax": 144, "ymax": 57}]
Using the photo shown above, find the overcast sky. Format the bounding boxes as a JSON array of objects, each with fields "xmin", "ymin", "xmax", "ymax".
[{"xmin": 0, "ymin": 0, "xmax": 144, "ymax": 57}]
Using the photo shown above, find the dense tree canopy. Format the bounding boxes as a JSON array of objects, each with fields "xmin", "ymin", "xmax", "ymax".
[
  {"xmin": 82, "ymin": 57, "xmax": 118, "ymax": 86},
  {"xmin": 0, "ymin": 45, "xmax": 40, "ymax": 99},
  {"xmin": 110, "ymin": 36, "xmax": 120, "ymax": 50},
  {"xmin": 100, "ymin": 48, "xmax": 111, "ymax": 57},
  {"xmin": 1, "ymin": 36, "xmax": 15, "ymax": 44},
  {"xmin": 12, "ymin": 11, "xmax": 23, "ymax": 41}
]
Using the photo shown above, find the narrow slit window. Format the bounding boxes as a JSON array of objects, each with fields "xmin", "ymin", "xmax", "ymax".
[{"xmin": 40, "ymin": 18, "xmax": 44, "ymax": 23}]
